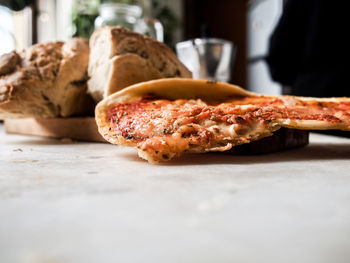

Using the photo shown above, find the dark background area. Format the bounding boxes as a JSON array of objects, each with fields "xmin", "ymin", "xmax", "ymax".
[{"xmin": 183, "ymin": 0, "xmax": 247, "ymax": 88}]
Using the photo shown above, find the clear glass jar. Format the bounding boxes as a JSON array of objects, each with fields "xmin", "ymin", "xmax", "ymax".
[{"xmin": 94, "ymin": 3, "xmax": 163, "ymax": 42}]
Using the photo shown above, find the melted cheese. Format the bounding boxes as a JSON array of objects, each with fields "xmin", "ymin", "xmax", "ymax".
[{"xmin": 106, "ymin": 96, "xmax": 350, "ymax": 163}]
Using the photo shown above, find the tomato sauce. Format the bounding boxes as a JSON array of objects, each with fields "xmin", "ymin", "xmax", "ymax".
[{"xmin": 107, "ymin": 95, "xmax": 350, "ymax": 142}]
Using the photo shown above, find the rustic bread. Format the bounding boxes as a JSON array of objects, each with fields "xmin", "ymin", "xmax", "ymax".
[
  {"xmin": 88, "ymin": 26, "xmax": 192, "ymax": 102},
  {"xmin": 0, "ymin": 38, "xmax": 94, "ymax": 119}
]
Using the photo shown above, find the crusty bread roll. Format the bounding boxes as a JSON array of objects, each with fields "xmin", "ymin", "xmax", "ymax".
[
  {"xmin": 0, "ymin": 38, "xmax": 94, "ymax": 119},
  {"xmin": 88, "ymin": 26, "xmax": 192, "ymax": 102}
]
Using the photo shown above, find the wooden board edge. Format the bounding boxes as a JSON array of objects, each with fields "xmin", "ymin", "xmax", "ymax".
[{"xmin": 4, "ymin": 117, "xmax": 106, "ymax": 143}]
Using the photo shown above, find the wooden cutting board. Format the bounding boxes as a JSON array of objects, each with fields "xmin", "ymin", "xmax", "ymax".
[
  {"xmin": 4, "ymin": 117, "xmax": 309, "ymax": 154},
  {"xmin": 226, "ymin": 128, "xmax": 309, "ymax": 155},
  {"xmin": 4, "ymin": 117, "xmax": 106, "ymax": 142}
]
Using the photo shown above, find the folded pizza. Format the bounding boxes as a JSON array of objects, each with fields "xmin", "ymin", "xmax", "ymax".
[{"xmin": 95, "ymin": 78, "xmax": 350, "ymax": 163}]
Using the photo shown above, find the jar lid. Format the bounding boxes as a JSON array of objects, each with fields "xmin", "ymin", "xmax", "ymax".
[{"xmin": 99, "ymin": 3, "xmax": 142, "ymax": 18}]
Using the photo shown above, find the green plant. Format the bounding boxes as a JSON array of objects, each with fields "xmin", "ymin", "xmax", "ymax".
[
  {"xmin": 71, "ymin": 0, "xmax": 179, "ymax": 48},
  {"xmin": 152, "ymin": 0, "xmax": 179, "ymax": 49},
  {"xmin": 72, "ymin": 0, "xmax": 100, "ymax": 39}
]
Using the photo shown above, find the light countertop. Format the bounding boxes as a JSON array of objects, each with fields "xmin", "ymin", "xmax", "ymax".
[{"xmin": 1, "ymin": 123, "xmax": 350, "ymax": 263}]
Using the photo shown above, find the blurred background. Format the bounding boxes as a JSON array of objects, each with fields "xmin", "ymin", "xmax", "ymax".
[{"xmin": 0, "ymin": 0, "xmax": 284, "ymax": 94}]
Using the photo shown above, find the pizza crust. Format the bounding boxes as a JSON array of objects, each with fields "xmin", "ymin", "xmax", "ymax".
[{"xmin": 96, "ymin": 78, "xmax": 255, "ymax": 106}]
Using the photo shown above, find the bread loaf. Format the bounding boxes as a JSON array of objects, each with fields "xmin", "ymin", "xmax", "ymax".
[
  {"xmin": 0, "ymin": 38, "xmax": 94, "ymax": 119},
  {"xmin": 88, "ymin": 26, "xmax": 192, "ymax": 102}
]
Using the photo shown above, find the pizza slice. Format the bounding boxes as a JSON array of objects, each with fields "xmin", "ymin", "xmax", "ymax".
[{"xmin": 95, "ymin": 78, "xmax": 350, "ymax": 163}]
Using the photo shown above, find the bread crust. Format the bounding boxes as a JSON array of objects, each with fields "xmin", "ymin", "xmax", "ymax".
[
  {"xmin": 0, "ymin": 38, "xmax": 93, "ymax": 119},
  {"xmin": 88, "ymin": 26, "xmax": 192, "ymax": 102}
]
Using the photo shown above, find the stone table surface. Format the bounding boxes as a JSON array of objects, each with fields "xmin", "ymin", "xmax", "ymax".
[{"xmin": 1, "ymin": 123, "xmax": 350, "ymax": 263}]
